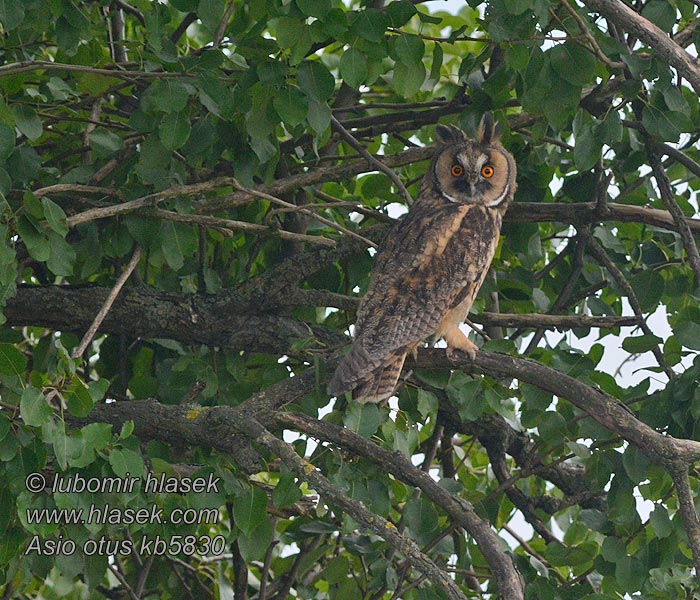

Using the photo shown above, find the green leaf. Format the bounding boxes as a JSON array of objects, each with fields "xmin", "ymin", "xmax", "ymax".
[
  {"xmin": 0, "ymin": 342, "xmax": 26, "ymax": 384},
  {"xmin": 307, "ymin": 99, "xmax": 331, "ymax": 134},
  {"xmin": 273, "ymin": 86, "xmax": 308, "ymax": 126},
  {"xmin": 273, "ymin": 473, "xmax": 302, "ymax": 508},
  {"xmin": 20, "ymin": 386, "xmax": 52, "ymax": 427},
  {"xmin": 416, "ymin": 388, "xmax": 438, "ymax": 420},
  {"xmin": 673, "ymin": 321, "xmax": 700, "ymax": 350},
  {"xmin": 297, "ymin": 61, "xmax": 335, "ymax": 102},
  {"xmin": 233, "ymin": 485, "xmax": 268, "ymax": 537},
  {"xmin": 573, "ymin": 112, "xmax": 600, "ymax": 171},
  {"xmin": 197, "ymin": 0, "xmax": 225, "ymax": 32},
  {"xmin": 549, "ymin": 43, "xmax": 596, "ymax": 87},
  {"xmin": 321, "ymin": 555, "xmax": 351, "ymax": 585},
  {"xmin": 149, "ymin": 80, "xmax": 194, "ymax": 114},
  {"xmin": 545, "ymin": 541, "xmax": 597, "ymax": 568},
  {"xmin": 621, "ymin": 334, "xmax": 663, "ymax": 354},
  {"xmin": 135, "ymin": 136, "xmax": 171, "ymax": 184},
  {"xmin": 64, "ymin": 377, "xmax": 94, "ymax": 417},
  {"xmin": 81, "ymin": 422, "xmax": 113, "ymax": 452},
  {"xmin": 649, "ymin": 505, "xmax": 672, "ymax": 538},
  {"xmin": 47, "ymin": 233, "xmax": 76, "ymax": 276},
  {"xmin": 392, "ymin": 34, "xmax": 425, "ymax": 65},
  {"xmin": 0, "ymin": 0, "xmax": 25, "ymax": 31},
  {"xmin": 159, "ymin": 111, "xmax": 191, "ymax": 150},
  {"xmin": 392, "ymin": 61, "xmax": 425, "ymax": 98},
  {"xmin": 41, "ymin": 197, "xmax": 69, "ymax": 237},
  {"xmin": 340, "ymin": 48, "xmax": 369, "ymax": 89},
  {"xmin": 17, "ymin": 215, "xmax": 49, "ymax": 261},
  {"xmin": 344, "ymin": 402, "xmax": 381, "ymax": 438},
  {"xmin": 109, "ymin": 447, "xmax": 144, "ymax": 478},
  {"xmin": 88, "ymin": 128, "xmax": 123, "ymax": 158},
  {"xmin": 350, "ymin": 8, "xmax": 389, "ymax": 43},
  {"xmin": 641, "ymin": 0, "xmax": 676, "ymax": 31},
  {"xmin": 429, "ymin": 42, "xmax": 443, "ymax": 82},
  {"xmin": 11, "ymin": 105, "xmax": 42, "ymax": 142},
  {"xmin": 386, "ymin": 0, "xmax": 417, "ymax": 27},
  {"xmin": 642, "ymin": 104, "xmax": 688, "ymax": 141},
  {"xmin": 169, "ymin": 0, "xmax": 198, "ymax": 10},
  {"xmin": 160, "ymin": 220, "xmax": 196, "ymax": 271},
  {"xmin": 237, "ymin": 516, "xmax": 273, "ymax": 562},
  {"xmin": 0, "ymin": 123, "xmax": 15, "ymax": 159},
  {"xmin": 629, "ymin": 269, "xmax": 664, "ymax": 311},
  {"xmin": 296, "ymin": 0, "xmax": 330, "ymax": 18},
  {"xmin": 403, "ymin": 496, "xmax": 439, "ymax": 544},
  {"xmin": 120, "ymin": 420, "xmax": 135, "ymax": 439},
  {"xmin": 446, "ymin": 376, "xmax": 485, "ymax": 421}
]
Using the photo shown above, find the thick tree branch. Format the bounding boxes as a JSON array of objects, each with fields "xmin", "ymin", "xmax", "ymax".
[
  {"xmin": 5, "ymin": 285, "xmax": 345, "ymax": 357},
  {"xmin": 81, "ymin": 396, "xmax": 472, "ymax": 599},
  {"xmin": 415, "ymin": 349, "xmax": 700, "ymax": 464},
  {"xmin": 582, "ymin": 0, "xmax": 700, "ymax": 94},
  {"xmin": 3, "ymin": 284, "xmax": 642, "ymax": 360}
]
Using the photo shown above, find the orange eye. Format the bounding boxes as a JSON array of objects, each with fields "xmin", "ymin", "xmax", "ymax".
[
  {"xmin": 450, "ymin": 164, "xmax": 463, "ymax": 177},
  {"xmin": 481, "ymin": 165, "xmax": 494, "ymax": 178}
]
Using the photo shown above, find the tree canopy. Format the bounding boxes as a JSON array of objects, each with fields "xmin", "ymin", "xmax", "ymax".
[{"xmin": 1, "ymin": 0, "xmax": 700, "ymax": 598}]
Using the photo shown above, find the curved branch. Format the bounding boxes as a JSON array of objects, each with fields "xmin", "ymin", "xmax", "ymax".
[
  {"xmin": 647, "ymin": 148, "xmax": 700, "ymax": 286},
  {"xmin": 239, "ymin": 417, "xmax": 471, "ymax": 600},
  {"xmin": 276, "ymin": 412, "xmax": 525, "ymax": 599},
  {"xmin": 582, "ymin": 0, "xmax": 700, "ymax": 94},
  {"xmin": 415, "ymin": 348, "xmax": 700, "ymax": 464}
]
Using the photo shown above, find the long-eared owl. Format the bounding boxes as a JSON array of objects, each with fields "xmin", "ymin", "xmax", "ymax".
[{"xmin": 328, "ymin": 114, "xmax": 517, "ymax": 404}]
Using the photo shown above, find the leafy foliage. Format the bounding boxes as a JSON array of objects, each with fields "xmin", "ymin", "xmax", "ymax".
[{"xmin": 1, "ymin": 0, "xmax": 700, "ymax": 598}]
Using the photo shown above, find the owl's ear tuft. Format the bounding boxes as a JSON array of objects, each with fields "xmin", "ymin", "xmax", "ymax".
[
  {"xmin": 435, "ymin": 124, "xmax": 467, "ymax": 145},
  {"xmin": 477, "ymin": 113, "xmax": 501, "ymax": 145}
]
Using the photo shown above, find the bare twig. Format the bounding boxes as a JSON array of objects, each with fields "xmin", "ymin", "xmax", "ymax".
[
  {"xmin": 108, "ymin": 563, "xmax": 141, "ymax": 600},
  {"xmin": 113, "ymin": 0, "xmax": 145, "ymax": 25},
  {"xmin": 0, "ymin": 61, "xmax": 196, "ymax": 80},
  {"xmin": 559, "ymin": 0, "xmax": 625, "ymax": 69},
  {"xmin": 668, "ymin": 463, "xmax": 700, "ymax": 572},
  {"xmin": 213, "ymin": 1, "xmax": 236, "ymax": 47},
  {"xmin": 659, "ymin": 142, "xmax": 700, "ymax": 179},
  {"xmin": 33, "ymin": 184, "xmax": 119, "ymax": 198},
  {"xmin": 473, "ymin": 312, "xmax": 640, "ymax": 329},
  {"xmin": 71, "ymin": 245, "xmax": 142, "ymax": 359},
  {"xmin": 149, "ymin": 208, "xmax": 336, "ymax": 246},
  {"xmin": 232, "ymin": 179, "xmax": 378, "ymax": 249},
  {"xmin": 648, "ymin": 148, "xmax": 700, "ymax": 286},
  {"xmin": 580, "ymin": 230, "xmax": 675, "ymax": 379},
  {"xmin": 331, "ymin": 115, "xmax": 414, "ymax": 206},
  {"xmin": 66, "ymin": 177, "xmax": 239, "ymax": 227}
]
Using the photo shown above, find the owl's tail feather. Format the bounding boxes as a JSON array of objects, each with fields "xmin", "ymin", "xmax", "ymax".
[
  {"xmin": 328, "ymin": 344, "xmax": 406, "ymax": 404},
  {"xmin": 352, "ymin": 353, "xmax": 407, "ymax": 404}
]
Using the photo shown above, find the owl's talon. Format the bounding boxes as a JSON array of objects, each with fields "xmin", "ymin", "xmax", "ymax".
[
  {"xmin": 446, "ymin": 345, "xmax": 477, "ymax": 362},
  {"xmin": 442, "ymin": 325, "xmax": 478, "ymax": 361}
]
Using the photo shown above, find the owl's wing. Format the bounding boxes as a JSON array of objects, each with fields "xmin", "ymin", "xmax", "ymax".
[{"xmin": 354, "ymin": 202, "xmax": 500, "ymax": 367}]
